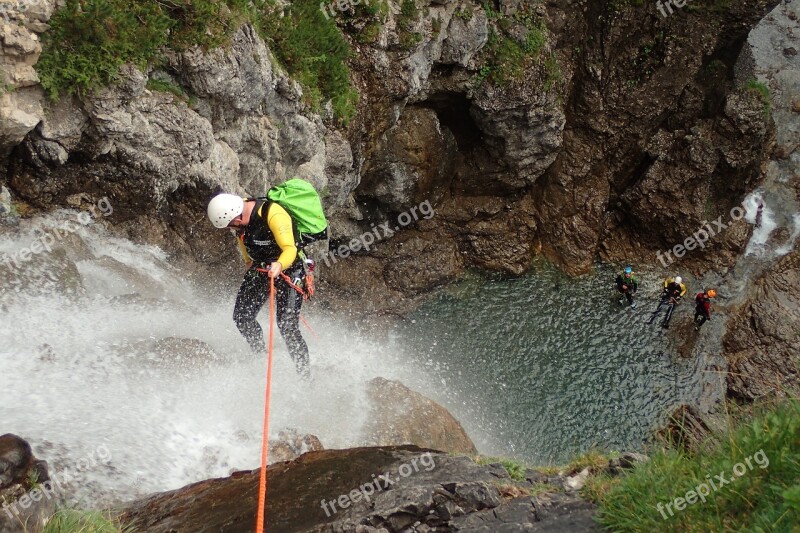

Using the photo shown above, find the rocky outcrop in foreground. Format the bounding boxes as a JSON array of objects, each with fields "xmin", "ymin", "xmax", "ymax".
[
  {"xmin": 0, "ymin": 434, "xmax": 54, "ymax": 533},
  {"xmin": 119, "ymin": 446, "xmax": 599, "ymax": 533}
]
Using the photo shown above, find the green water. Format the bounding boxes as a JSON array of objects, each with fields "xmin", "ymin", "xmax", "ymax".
[{"xmin": 394, "ymin": 261, "xmax": 705, "ymax": 464}]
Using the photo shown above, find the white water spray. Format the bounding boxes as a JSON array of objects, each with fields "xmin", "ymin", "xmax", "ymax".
[{"xmin": 0, "ymin": 212, "xmax": 469, "ymax": 506}]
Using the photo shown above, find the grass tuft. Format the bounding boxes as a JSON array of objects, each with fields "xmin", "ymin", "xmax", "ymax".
[
  {"xmin": 44, "ymin": 508, "xmax": 132, "ymax": 533},
  {"xmin": 746, "ymin": 78, "xmax": 772, "ymax": 118}
]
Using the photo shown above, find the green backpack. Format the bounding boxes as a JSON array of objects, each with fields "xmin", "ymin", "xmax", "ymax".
[{"xmin": 266, "ymin": 178, "xmax": 328, "ymax": 246}]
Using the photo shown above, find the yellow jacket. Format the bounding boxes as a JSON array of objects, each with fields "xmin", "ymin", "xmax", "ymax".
[{"xmin": 236, "ymin": 201, "xmax": 297, "ymax": 269}]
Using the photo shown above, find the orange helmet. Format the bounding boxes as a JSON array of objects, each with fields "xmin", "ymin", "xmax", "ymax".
[{"xmin": 707, "ymin": 289, "xmax": 717, "ymax": 298}]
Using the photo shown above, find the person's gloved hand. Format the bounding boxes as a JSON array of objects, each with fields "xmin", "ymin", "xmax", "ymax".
[{"xmin": 269, "ymin": 261, "xmax": 282, "ymax": 278}]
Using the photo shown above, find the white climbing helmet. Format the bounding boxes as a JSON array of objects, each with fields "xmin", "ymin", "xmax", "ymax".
[
  {"xmin": 674, "ymin": 276, "xmax": 683, "ymax": 284},
  {"xmin": 207, "ymin": 193, "xmax": 244, "ymax": 228}
]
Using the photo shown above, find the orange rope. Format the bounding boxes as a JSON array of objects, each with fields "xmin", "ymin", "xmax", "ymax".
[
  {"xmin": 279, "ymin": 272, "xmax": 305, "ymax": 297},
  {"xmin": 255, "ymin": 273, "xmax": 276, "ymax": 533}
]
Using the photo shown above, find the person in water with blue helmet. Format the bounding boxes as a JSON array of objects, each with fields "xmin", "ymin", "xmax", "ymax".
[{"xmin": 615, "ymin": 266, "xmax": 639, "ymax": 309}]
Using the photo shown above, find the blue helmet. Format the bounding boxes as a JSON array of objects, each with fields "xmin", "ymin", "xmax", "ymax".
[{"xmin": 624, "ymin": 266, "xmax": 632, "ymax": 275}]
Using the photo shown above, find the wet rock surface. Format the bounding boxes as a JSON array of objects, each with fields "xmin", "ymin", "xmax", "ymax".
[
  {"xmin": 719, "ymin": 0, "xmax": 800, "ymax": 401},
  {"xmin": 119, "ymin": 447, "xmax": 599, "ymax": 533},
  {"xmin": 723, "ymin": 247, "xmax": 800, "ymax": 399},
  {"xmin": 0, "ymin": 434, "xmax": 54, "ymax": 533}
]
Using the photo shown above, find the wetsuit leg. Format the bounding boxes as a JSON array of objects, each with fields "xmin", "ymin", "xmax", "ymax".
[
  {"xmin": 647, "ymin": 299, "xmax": 666, "ymax": 324},
  {"xmin": 662, "ymin": 302, "xmax": 676, "ymax": 327},
  {"xmin": 694, "ymin": 310, "xmax": 707, "ymax": 329},
  {"xmin": 233, "ymin": 268, "xmax": 269, "ymax": 354},
  {"xmin": 276, "ymin": 273, "xmax": 310, "ymax": 378}
]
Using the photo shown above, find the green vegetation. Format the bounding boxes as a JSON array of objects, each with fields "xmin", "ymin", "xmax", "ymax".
[
  {"xmin": 36, "ymin": 0, "xmax": 359, "ymax": 123},
  {"xmin": 476, "ymin": 455, "xmax": 530, "ymax": 481},
  {"xmin": 0, "ymin": 72, "xmax": 14, "ymax": 94},
  {"xmin": 26, "ymin": 469, "xmax": 40, "ymax": 491},
  {"xmin": 37, "ymin": 0, "xmax": 172, "ymax": 100},
  {"xmin": 147, "ymin": 78, "xmax": 189, "ymax": 100},
  {"xmin": 431, "ymin": 16, "xmax": 442, "ymax": 35},
  {"xmin": 399, "ymin": 0, "xmax": 419, "ymax": 27},
  {"xmin": 611, "ymin": 0, "xmax": 645, "ymax": 10},
  {"xmin": 44, "ymin": 508, "xmax": 131, "ymax": 533},
  {"xmin": 543, "ymin": 52, "xmax": 561, "ymax": 92},
  {"xmin": 454, "ymin": 7, "xmax": 474, "ymax": 22},
  {"xmin": 396, "ymin": 0, "xmax": 422, "ymax": 51},
  {"xmin": 566, "ymin": 450, "xmax": 609, "ymax": 474},
  {"xmin": 591, "ymin": 399, "xmax": 800, "ymax": 532},
  {"xmin": 331, "ymin": 0, "xmax": 389, "ymax": 46},
  {"xmin": 260, "ymin": 1, "xmax": 358, "ymax": 123},
  {"xmin": 746, "ymin": 78, "xmax": 772, "ymax": 118},
  {"xmin": 476, "ymin": 3, "xmax": 550, "ymax": 87},
  {"xmin": 627, "ymin": 30, "xmax": 667, "ymax": 86}
]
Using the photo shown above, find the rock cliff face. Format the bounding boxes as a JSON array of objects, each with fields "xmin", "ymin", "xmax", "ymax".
[
  {"xmin": 720, "ymin": 0, "xmax": 800, "ymax": 401},
  {"xmin": 723, "ymin": 248, "xmax": 800, "ymax": 400},
  {"xmin": 0, "ymin": 0, "xmax": 55, "ymax": 158},
  {"xmin": 1, "ymin": 0, "xmax": 778, "ymax": 277}
]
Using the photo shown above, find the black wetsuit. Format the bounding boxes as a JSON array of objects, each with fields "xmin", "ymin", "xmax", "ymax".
[
  {"xmin": 694, "ymin": 292, "xmax": 711, "ymax": 330},
  {"xmin": 647, "ymin": 282, "xmax": 685, "ymax": 328},
  {"xmin": 232, "ymin": 201, "xmax": 309, "ymax": 378},
  {"xmin": 615, "ymin": 273, "xmax": 638, "ymax": 306}
]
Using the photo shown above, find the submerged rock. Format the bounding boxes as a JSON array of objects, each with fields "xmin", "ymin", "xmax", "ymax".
[
  {"xmin": 132, "ymin": 336, "xmax": 225, "ymax": 370},
  {"xmin": 361, "ymin": 377, "xmax": 477, "ymax": 455}
]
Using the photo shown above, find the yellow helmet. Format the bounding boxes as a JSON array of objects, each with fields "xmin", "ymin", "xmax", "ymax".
[{"xmin": 707, "ymin": 289, "xmax": 717, "ymax": 298}]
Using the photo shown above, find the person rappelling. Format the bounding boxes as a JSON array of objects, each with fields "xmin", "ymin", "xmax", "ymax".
[
  {"xmin": 208, "ymin": 191, "xmax": 315, "ymax": 379},
  {"xmin": 615, "ymin": 266, "xmax": 639, "ymax": 309},
  {"xmin": 646, "ymin": 275, "xmax": 687, "ymax": 329},
  {"xmin": 694, "ymin": 289, "xmax": 716, "ymax": 331}
]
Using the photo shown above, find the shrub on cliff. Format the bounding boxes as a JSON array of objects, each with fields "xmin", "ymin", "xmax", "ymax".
[
  {"xmin": 36, "ymin": 0, "xmax": 357, "ymax": 123},
  {"xmin": 589, "ymin": 399, "xmax": 800, "ymax": 531},
  {"xmin": 257, "ymin": 0, "xmax": 358, "ymax": 123}
]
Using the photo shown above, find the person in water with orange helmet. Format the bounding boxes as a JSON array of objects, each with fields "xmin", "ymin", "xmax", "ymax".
[{"xmin": 694, "ymin": 289, "xmax": 717, "ymax": 331}]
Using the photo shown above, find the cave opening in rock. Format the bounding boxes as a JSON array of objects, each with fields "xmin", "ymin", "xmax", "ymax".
[{"xmin": 417, "ymin": 92, "xmax": 482, "ymax": 152}]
